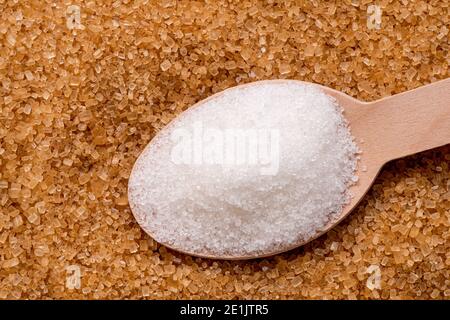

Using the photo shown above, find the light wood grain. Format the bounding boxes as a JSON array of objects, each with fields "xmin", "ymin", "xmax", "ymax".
[
  {"xmin": 129, "ymin": 78, "xmax": 450, "ymax": 260},
  {"xmin": 317, "ymin": 77, "xmax": 450, "ymax": 260}
]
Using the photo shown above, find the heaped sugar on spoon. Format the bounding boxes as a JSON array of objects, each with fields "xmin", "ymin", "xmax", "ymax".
[{"xmin": 128, "ymin": 78, "xmax": 450, "ymax": 260}]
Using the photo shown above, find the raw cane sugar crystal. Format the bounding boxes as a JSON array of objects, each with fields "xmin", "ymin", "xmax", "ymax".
[
  {"xmin": 1, "ymin": 0, "xmax": 448, "ymax": 299},
  {"xmin": 128, "ymin": 81, "xmax": 359, "ymax": 257}
]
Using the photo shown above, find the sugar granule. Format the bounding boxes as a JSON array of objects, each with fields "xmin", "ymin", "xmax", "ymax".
[
  {"xmin": 128, "ymin": 82, "xmax": 359, "ymax": 256},
  {"xmin": 1, "ymin": 0, "xmax": 447, "ymax": 299}
]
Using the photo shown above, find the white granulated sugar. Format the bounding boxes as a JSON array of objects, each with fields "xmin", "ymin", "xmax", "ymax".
[{"xmin": 128, "ymin": 81, "xmax": 359, "ymax": 257}]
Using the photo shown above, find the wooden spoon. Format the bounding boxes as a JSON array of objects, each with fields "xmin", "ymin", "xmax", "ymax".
[{"xmin": 129, "ymin": 78, "xmax": 450, "ymax": 260}]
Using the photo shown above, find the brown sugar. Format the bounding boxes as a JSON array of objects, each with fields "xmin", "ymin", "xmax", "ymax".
[{"xmin": 0, "ymin": 0, "xmax": 448, "ymax": 299}]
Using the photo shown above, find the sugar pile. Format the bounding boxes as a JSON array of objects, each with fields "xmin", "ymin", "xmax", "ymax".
[{"xmin": 128, "ymin": 81, "xmax": 359, "ymax": 257}]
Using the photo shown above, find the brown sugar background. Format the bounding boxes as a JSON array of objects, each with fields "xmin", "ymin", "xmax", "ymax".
[{"xmin": 0, "ymin": 0, "xmax": 449, "ymax": 299}]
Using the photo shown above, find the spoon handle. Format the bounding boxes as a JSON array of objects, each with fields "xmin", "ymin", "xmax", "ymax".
[{"xmin": 366, "ymin": 78, "xmax": 450, "ymax": 164}]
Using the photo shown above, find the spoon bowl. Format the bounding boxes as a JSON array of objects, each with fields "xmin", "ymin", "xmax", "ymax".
[{"xmin": 129, "ymin": 78, "xmax": 450, "ymax": 260}]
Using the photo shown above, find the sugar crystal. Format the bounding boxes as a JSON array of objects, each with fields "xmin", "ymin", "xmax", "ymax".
[{"xmin": 129, "ymin": 82, "xmax": 359, "ymax": 257}]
